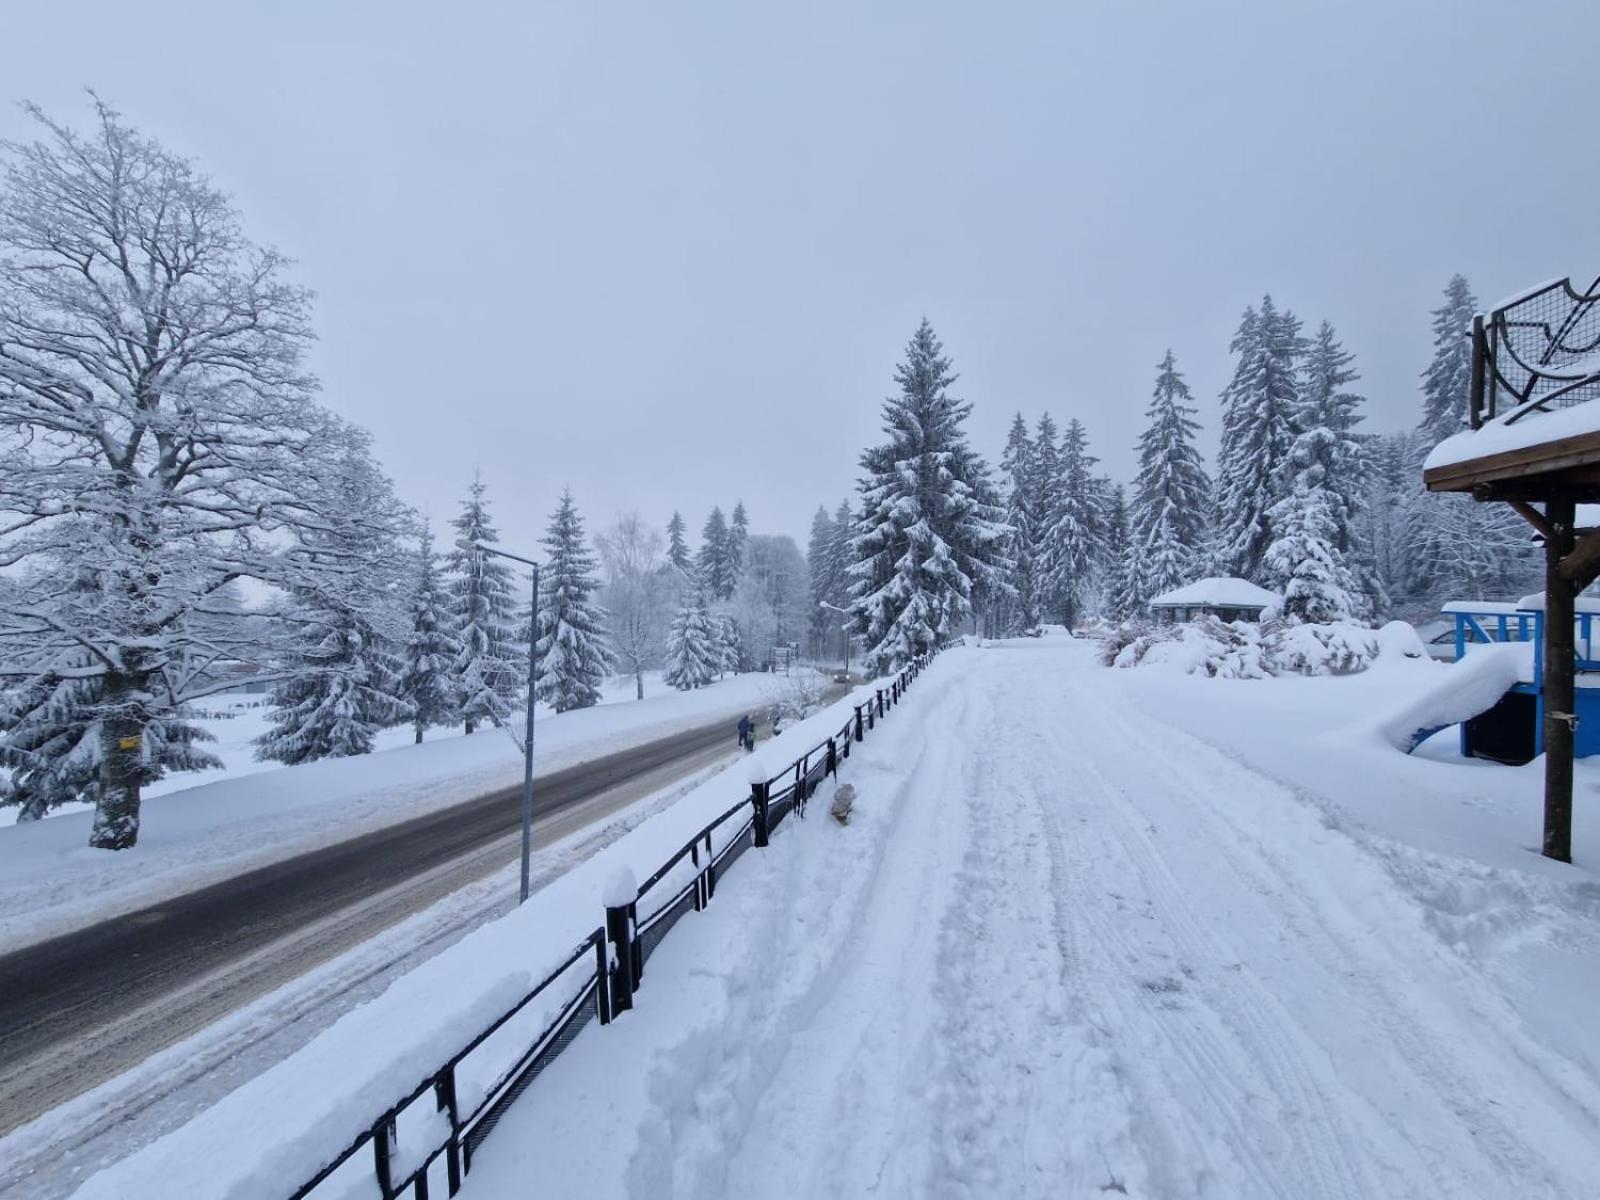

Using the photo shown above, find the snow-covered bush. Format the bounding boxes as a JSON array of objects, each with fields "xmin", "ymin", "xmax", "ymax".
[
  {"xmin": 1107, "ymin": 615, "xmax": 1386, "ymax": 678},
  {"xmin": 776, "ymin": 671, "xmax": 828, "ymax": 723}
]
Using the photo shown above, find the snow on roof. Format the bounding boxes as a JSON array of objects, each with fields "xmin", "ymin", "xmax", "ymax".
[
  {"xmin": 1424, "ymin": 389, "xmax": 1600, "ymax": 471},
  {"xmin": 1147, "ymin": 576, "xmax": 1280, "ymax": 609},
  {"xmin": 1440, "ymin": 601, "xmax": 1528, "ymax": 615},
  {"xmin": 1514, "ymin": 592, "xmax": 1600, "ymax": 614}
]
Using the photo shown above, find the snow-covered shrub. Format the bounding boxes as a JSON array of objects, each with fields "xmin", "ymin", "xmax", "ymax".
[
  {"xmin": 1097, "ymin": 620, "xmax": 1151, "ymax": 666},
  {"xmin": 777, "ymin": 671, "xmax": 828, "ymax": 722},
  {"xmin": 1108, "ymin": 615, "xmax": 1386, "ymax": 678}
]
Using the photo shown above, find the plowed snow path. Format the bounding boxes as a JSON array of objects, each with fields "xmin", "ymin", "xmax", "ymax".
[{"xmin": 467, "ymin": 647, "xmax": 1600, "ymax": 1199}]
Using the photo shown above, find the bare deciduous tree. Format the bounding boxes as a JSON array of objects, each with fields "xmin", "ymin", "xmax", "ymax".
[{"xmin": 597, "ymin": 512, "xmax": 668, "ymax": 700}]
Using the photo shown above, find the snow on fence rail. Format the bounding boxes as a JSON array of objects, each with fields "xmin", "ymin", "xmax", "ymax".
[{"xmin": 289, "ymin": 653, "xmax": 934, "ymax": 1200}]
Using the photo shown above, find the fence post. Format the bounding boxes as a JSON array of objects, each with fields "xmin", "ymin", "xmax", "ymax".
[
  {"xmin": 604, "ymin": 887, "xmax": 638, "ymax": 1016},
  {"xmin": 855, "ymin": 706, "xmax": 865, "ymax": 740},
  {"xmin": 876, "ymin": 688, "xmax": 884, "ymax": 718},
  {"xmin": 435, "ymin": 1070, "xmax": 462, "ymax": 1193},
  {"xmin": 372, "ymin": 1115, "xmax": 395, "ymax": 1199},
  {"xmin": 826, "ymin": 737, "xmax": 838, "ymax": 777},
  {"xmin": 752, "ymin": 778, "xmax": 770, "ymax": 848},
  {"xmin": 593, "ymin": 932, "xmax": 613, "ymax": 1025}
]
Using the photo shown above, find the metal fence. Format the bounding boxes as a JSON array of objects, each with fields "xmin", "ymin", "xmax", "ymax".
[
  {"xmin": 290, "ymin": 651, "xmax": 934, "ymax": 1200},
  {"xmin": 1471, "ymin": 275, "xmax": 1600, "ymax": 427}
]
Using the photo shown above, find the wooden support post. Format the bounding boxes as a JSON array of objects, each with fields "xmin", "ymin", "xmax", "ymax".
[{"xmin": 1544, "ymin": 497, "xmax": 1576, "ymax": 863}]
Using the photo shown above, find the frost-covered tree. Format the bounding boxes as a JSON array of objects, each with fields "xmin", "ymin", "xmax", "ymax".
[
  {"xmin": 0, "ymin": 99, "xmax": 380, "ymax": 845},
  {"xmin": 713, "ymin": 613, "xmax": 744, "ymax": 677},
  {"xmin": 1029, "ymin": 413, "xmax": 1063, "ymax": 618},
  {"xmin": 663, "ymin": 580, "xmax": 718, "ymax": 689},
  {"xmin": 848, "ymin": 319, "xmax": 1007, "ymax": 671},
  {"xmin": 1215, "ymin": 296, "xmax": 1305, "ymax": 582},
  {"xmin": 728, "ymin": 501, "xmax": 750, "ymax": 582},
  {"xmin": 598, "ymin": 512, "xmax": 668, "ymax": 701},
  {"xmin": 256, "ymin": 435, "xmax": 414, "ymax": 765},
  {"xmin": 1265, "ymin": 483, "xmax": 1362, "ymax": 623},
  {"xmin": 398, "ymin": 527, "xmax": 460, "ymax": 743},
  {"xmin": 447, "ymin": 476, "xmax": 522, "ymax": 733},
  {"xmin": 665, "ymin": 510, "xmax": 693, "ymax": 575},
  {"xmin": 535, "ymin": 489, "xmax": 615, "ymax": 713},
  {"xmin": 1041, "ymin": 418, "xmax": 1102, "ymax": 629},
  {"xmin": 698, "ymin": 507, "xmax": 734, "ymax": 600},
  {"xmin": 1418, "ymin": 274, "xmax": 1478, "ymax": 446},
  {"xmin": 1000, "ymin": 412, "xmax": 1042, "ymax": 633},
  {"xmin": 1132, "ymin": 351, "xmax": 1212, "ymax": 600},
  {"xmin": 1102, "ymin": 485, "xmax": 1142, "ymax": 623},
  {"xmin": 806, "ymin": 505, "xmax": 842, "ymax": 657}
]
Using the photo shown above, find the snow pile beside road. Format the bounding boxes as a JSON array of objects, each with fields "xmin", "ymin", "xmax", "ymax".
[
  {"xmin": 1105, "ymin": 615, "xmax": 1388, "ymax": 678},
  {"xmin": 0, "ymin": 672, "xmax": 786, "ymax": 952},
  {"xmin": 1372, "ymin": 641, "xmax": 1529, "ymax": 752},
  {"xmin": 67, "ymin": 675, "xmax": 914, "ymax": 1200}
]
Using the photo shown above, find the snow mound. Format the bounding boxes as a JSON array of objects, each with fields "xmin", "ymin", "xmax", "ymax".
[
  {"xmin": 1106, "ymin": 616, "xmax": 1389, "ymax": 679},
  {"xmin": 1372, "ymin": 642, "xmax": 1530, "ymax": 752}
]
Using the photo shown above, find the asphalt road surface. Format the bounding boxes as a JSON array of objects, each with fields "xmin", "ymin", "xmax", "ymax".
[{"xmin": 0, "ymin": 711, "xmax": 758, "ymax": 1141}]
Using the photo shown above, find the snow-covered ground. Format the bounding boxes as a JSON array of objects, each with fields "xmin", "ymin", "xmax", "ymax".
[
  {"xmin": 0, "ymin": 671, "xmax": 790, "ymax": 952},
  {"xmin": 65, "ymin": 640, "xmax": 1600, "ymax": 1198}
]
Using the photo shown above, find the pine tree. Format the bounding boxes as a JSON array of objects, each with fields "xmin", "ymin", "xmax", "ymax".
[
  {"xmin": 446, "ymin": 475, "xmax": 523, "ymax": 734},
  {"xmin": 1041, "ymin": 418, "xmax": 1102, "ymax": 629},
  {"xmin": 807, "ymin": 505, "xmax": 841, "ymax": 657},
  {"xmin": 1131, "ymin": 350, "xmax": 1212, "ymax": 600},
  {"xmin": 398, "ymin": 527, "xmax": 461, "ymax": 743},
  {"xmin": 1265, "ymin": 483, "xmax": 1361, "ymax": 622},
  {"xmin": 666, "ymin": 510, "xmax": 692, "ymax": 574},
  {"xmin": 1102, "ymin": 485, "xmax": 1142, "ymax": 623},
  {"xmin": 1418, "ymin": 274, "xmax": 1478, "ymax": 446},
  {"xmin": 1000, "ymin": 413, "xmax": 1041, "ymax": 633},
  {"xmin": 257, "ymin": 444, "xmax": 414, "ymax": 765},
  {"xmin": 1029, "ymin": 413, "xmax": 1063, "ymax": 618},
  {"xmin": 848, "ymin": 319, "xmax": 1008, "ymax": 671},
  {"xmin": 698, "ymin": 507, "xmax": 734, "ymax": 600},
  {"xmin": 663, "ymin": 580, "xmax": 719, "ymax": 689},
  {"xmin": 1215, "ymin": 296, "xmax": 1305, "ymax": 582},
  {"xmin": 535, "ymin": 489, "xmax": 616, "ymax": 713},
  {"xmin": 728, "ymin": 501, "xmax": 750, "ymax": 581}
]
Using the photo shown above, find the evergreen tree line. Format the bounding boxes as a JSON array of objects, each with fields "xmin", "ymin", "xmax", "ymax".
[{"xmin": 818, "ymin": 286, "xmax": 1538, "ymax": 673}]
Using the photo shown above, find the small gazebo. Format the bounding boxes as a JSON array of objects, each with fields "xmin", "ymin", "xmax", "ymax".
[{"xmin": 1147, "ymin": 576, "xmax": 1279, "ymax": 625}]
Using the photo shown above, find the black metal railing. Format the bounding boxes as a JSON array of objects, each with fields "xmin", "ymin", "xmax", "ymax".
[
  {"xmin": 290, "ymin": 650, "xmax": 935, "ymax": 1200},
  {"xmin": 1471, "ymin": 274, "xmax": 1600, "ymax": 428}
]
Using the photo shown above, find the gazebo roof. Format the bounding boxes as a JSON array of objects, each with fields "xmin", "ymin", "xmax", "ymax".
[{"xmin": 1147, "ymin": 576, "xmax": 1279, "ymax": 609}]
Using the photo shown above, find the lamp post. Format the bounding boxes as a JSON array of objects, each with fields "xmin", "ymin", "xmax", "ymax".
[
  {"xmin": 817, "ymin": 600, "xmax": 852, "ymax": 678},
  {"xmin": 476, "ymin": 542, "xmax": 540, "ymax": 903}
]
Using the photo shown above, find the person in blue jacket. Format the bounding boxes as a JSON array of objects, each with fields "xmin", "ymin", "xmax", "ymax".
[{"xmin": 737, "ymin": 713, "xmax": 753, "ymax": 750}]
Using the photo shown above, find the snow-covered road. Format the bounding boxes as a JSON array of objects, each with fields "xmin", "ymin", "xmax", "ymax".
[{"xmin": 466, "ymin": 642, "xmax": 1600, "ymax": 1199}]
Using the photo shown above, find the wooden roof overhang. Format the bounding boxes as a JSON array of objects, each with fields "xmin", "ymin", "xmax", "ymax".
[{"xmin": 1423, "ymin": 427, "xmax": 1600, "ymax": 502}]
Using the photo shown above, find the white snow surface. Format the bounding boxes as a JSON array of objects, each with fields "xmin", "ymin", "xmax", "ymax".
[
  {"xmin": 1372, "ymin": 642, "xmax": 1529, "ymax": 751},
  {"xmin": 0, "ymin": 672, "xmax": 787, "ymax": 952},
  {"xmin": 72, "ymin": 644, "xmax": 1600, "ymax": 1199},
  {"xmin": 1425, "ymin": 391, "xmax": 1600, "ymax": 470},
  {"xmin": 1146, "ymin": 575, "xmax": 1279, "ymax": 609},
  {"xmin": 437, "ymin": 642, "xmax": 1600, "ymax": 1199}
]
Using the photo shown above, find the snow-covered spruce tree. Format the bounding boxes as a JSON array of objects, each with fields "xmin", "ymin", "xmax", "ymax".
[
  {"xmin": 1363, "ymin": 431, "xmax": 1421, "ymax": 612},
  {"xmin": 663, "ymin": 580, "xmax": 718, "ymax": 689},
  {"xmin": 1132, "ymin": 350, "xmax": 1212, "ymax": 600},
  {"xmin": 698, "ymin": 507, "xmax": 734, "ymax": 601},
  {"xmin": 0, "ymin": 99, "xmax": 385, "ymax": 846},
  {"xmin": 714, "ymin": 613, "xmax": 744, "ymax": 677},
  {"xmin": 446, "ymin": 476, "xmax": 523, "ymax": 734},
  {"xmin": 1000, "ymin": 412, "xmax": 1042, "ymax": 633},
  {"xmin": 598, "ymin": 512, "xmax": 668, "ymax": 701},
  {"xmin": 1102, "ymin": 485, "xmax": 1142, "ymax": 623},
  {"xmin": 1293, "ymin": 321, "xmax": 1380, "ymax": 615},
  {"xmin": 807, "ymin": 505, "xmax": 842, "ymax": 657},
  {"xmin": 1214, "ymin": 296, "xmax": 1305, "ymax": 583},
  {"xmin": 256, "ymin": 430, "xmax": 415, "ymax": 765},
  {"xmin": 1265, "ymin": 481, "xmax": 1362, "ymax": 623},
  {"xmin": 665, "ymin": 510, "xmax": 693, "ymax": 575},
  {"xmin": 1028, "ymin": 413, "xmax": 1063, "ymax": 618},
  {"xmin": 728, "ymin": 501, "xmax": 750, "ymax": 582},
  {"xmin": 535, "ymin": 489, "xmax": 616, "ymax": 713},
  {"xmin": 848, "ymin": 319, "xmax": 1008, "ymax": 671},
  {"xmin": 1404, "ymin": 276, "xmax": 1537, "ymax": 604},
  {"xmin": 398, "ymin": 527, "xmax": 460, "ymax": 743},
  {"xmin": 1041, "ymin": 418, "xmax": 1102, "ymax": 630}
]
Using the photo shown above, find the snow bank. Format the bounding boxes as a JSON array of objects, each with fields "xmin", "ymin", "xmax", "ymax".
[
  {"xmin": 1105, "ymin": 616, "xmax": 1385, "ymax": 678},
  {"xmin": 0, "ymin": 672, "xmax": 788, "ymax": 951},
  {"xmin": 66, "ymin": 670, "xmax": 928, "ymax": 1200},
  {"xmin": 1373, "ymin": 642, "xmax": 1530, "ymax": 752}
]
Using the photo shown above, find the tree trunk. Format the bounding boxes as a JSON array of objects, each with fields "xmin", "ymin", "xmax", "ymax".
[
  {"xmin": 635, "ymin": 670, "xmax": 644, "ymax": 701},
  {"xmin": 414, "ymin": 724, "xmax": 424, "ymax": 745},
  {"xmin": 90, "ymin": 676, "xmax": 144, "ymax": 850},
  {"xmin": 464, "ymin": 718, "xmax": 476, "ymax": 736}
]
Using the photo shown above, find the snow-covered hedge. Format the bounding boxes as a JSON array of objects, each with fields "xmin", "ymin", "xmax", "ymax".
[{"xmin": 1102, "ymin": 615, "xmax": 1414, "ymax": 678}]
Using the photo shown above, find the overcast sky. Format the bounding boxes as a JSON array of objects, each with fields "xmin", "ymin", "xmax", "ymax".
[{"xmin": 6, "ymin": 1, "xmax": 1599, "ymax": 554}]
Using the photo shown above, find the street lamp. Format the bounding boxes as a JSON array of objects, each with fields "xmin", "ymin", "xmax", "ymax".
[
  {"xmin": 817, "ymin": 600, "xmax": 853, "ymax": 678},
  {"xmin": 475, "ymin": 541, "xmax": 540, "ymax": 904}
]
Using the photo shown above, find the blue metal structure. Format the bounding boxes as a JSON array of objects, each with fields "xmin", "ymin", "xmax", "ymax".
[{"xmin": 1449, "ymin": 603, "xmax": 1600, "ymax": 760}]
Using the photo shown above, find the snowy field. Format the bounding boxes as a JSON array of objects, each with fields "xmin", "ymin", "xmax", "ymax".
[
  {"xmin": 0, "ymin": 671, "xmax": 791, "ymax": 952},
  {"xmin": 72, "ymin": 639, "xmax": 1600, "ymax": 1199}
]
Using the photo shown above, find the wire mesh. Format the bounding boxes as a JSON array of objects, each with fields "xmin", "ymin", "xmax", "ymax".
[{"xmin": 1489, "ymin": 278, "xmax": 1600, "ymax": 421}]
